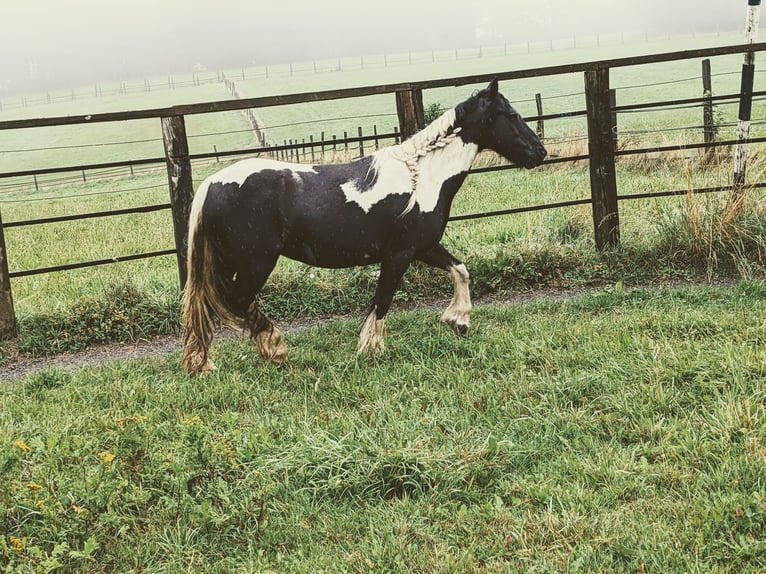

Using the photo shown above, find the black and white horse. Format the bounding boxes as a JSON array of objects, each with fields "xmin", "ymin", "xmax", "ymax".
[{"xmin": 181, "ymin": 79, "xmax": 547, "ymax": 374}]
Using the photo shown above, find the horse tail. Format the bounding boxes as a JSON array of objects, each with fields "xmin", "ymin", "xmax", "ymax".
[{"xmin": 180, "ymin": 185, "xmax": 239, "ymax": 374}]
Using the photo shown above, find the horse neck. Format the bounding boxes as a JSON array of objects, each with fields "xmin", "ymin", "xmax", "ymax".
[
  {"xmin": 399, "ymin": 108, "xmax": 462, "ymax": 159},
  {"xmin": 394, "ymin": 108, "xmax": 479, "ymax": 215}
]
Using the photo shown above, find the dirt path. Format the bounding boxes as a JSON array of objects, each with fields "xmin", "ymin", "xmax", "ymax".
[
  {"xmin": 0, "ymin": 287, "xmax": 595, "ymax": 384},
  {"xmin": 1, "ymin": 279, "xmax": 748, "ymax": 384}
]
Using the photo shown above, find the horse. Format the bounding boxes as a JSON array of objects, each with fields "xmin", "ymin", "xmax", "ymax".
[{"xmin": 181, "ymin": 79, "xmax": 547, "ymax": 375}]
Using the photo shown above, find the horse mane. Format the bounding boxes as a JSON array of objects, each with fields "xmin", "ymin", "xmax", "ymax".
[{"xmin": 375, "ymin": 106, "xmax": 463, "ymax": 216}]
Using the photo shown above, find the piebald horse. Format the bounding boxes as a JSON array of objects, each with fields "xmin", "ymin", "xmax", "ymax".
[{"xmin": 181, "ymin": 79, "xmax": 547, "ymax": 374}]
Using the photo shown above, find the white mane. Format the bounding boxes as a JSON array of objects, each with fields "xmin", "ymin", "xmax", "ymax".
[
  {"xmin": 340, "ymin": 106, "xmax": 478, "ymax": 215},
  {"xmin": 377, "ymin": 107, "xmax": 475, "ymax": 215}
]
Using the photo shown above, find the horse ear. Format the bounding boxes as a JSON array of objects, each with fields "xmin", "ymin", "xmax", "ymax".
[{"xmin": 487, "ymin": 79, "xmax": 499, "ymax": 100}]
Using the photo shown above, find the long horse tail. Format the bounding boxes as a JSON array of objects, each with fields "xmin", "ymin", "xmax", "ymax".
[{"xmin": 180, "ymin": 185, "xmax": 239, "ymax": 374}]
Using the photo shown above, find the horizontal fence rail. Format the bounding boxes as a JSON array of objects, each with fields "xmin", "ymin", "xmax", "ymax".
[{"xmin": 0, "ymin": 41, "xmax": 765, "ymax": 339}]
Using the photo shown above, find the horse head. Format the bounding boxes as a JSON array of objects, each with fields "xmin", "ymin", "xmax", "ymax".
[{"xmin": 456, "ymin": 79, "xmax": 547, "ymax": 169}]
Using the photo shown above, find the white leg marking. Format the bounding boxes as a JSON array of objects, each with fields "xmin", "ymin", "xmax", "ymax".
[
  {"xmin": 441, "ymin": 264, "xmax": 472, "ymax": 335},
  {"xmin": 357, "ymin": 308, "xmax": 386, "ymax": 354}
]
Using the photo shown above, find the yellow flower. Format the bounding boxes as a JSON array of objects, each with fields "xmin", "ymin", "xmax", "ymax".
[
  {"xmin": 98, "ymin": 451, "xmax": 116, "ymax": 464},
  {"xmin": 14, "ymin": 440, "xmax": 31, "ymax": 453},
  {"xmin": 26, "ymin": 483, "xmax": 43, "ymax": 492},
  {"xmin": 34, "ymin": 500, "xmax": 45, "ymax": 509},
  {"xmin": 183, "ymin": 415, "xmax": 202, "ymax": 426},
  {"xmin": 9, "ymin": 536, "xmax": 24, "ymax": 554}
]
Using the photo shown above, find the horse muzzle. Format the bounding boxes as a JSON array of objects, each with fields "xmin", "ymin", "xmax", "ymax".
[{"xmin": 524, "ymin": 145, "xmax": 548, "ymax": 169}]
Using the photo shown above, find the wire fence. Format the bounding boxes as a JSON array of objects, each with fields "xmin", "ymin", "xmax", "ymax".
[
  {"xmin": 2, "ymin": 68, "xmax": 760, "ymax": 200},
  {"xmin": 0, "ymin": 54, "xmax": 762, "ymax": 212}
]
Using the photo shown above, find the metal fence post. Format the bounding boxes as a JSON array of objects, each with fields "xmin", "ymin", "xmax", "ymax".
[
  {"xmin": 0, "ymin": 209, "xmax": 17, "ymax": 340},
  {"xmin": 161, "ymin": 115, "xmax": 195, "ymax": 290},
  {"xmin": 535, "ymin": 93, "xmax": 545, "ymax": 140},
  {"xmin": 585, "ymin": 67, "xmax": 620, "ymax": 249},
  {"xmin": 702, "ymin": 58, "xmax": 716, "ymax": 163},
  {"xmin": 734, "ymin": 0, "xmax": 761, "ymax": 188}
]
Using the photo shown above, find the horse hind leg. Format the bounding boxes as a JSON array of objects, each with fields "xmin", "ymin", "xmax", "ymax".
[
  {"xmin": 246, "ymin": 301, "xmax": 288, "ymax": 364},
  {"xmin": 233, "ymin": 256, "xmax": 287, "ymax": 364}
]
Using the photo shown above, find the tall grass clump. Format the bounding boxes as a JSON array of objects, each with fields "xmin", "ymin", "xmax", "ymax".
[
  {"xmin": 11, "ymin": 278, "xmax": 180, "ymax": 358},
  {"xmin": 655, "ymin": 183, "xmax": 766, "ymax": 279}
]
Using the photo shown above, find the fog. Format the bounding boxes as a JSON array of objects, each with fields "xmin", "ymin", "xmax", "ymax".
[{"xmin": 0, "ymin": 0, "xmax": 753, "ymax": 94}]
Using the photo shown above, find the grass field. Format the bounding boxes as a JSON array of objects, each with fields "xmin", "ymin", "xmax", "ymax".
[{"xmin": 1, "ymin": 282, "xmax": 765, "ymax": 572}]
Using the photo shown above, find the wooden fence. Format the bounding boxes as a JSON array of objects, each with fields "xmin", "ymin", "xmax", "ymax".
[{"xmin": 1, "ymin": 42, "xmax": 765, "ymax": 340}]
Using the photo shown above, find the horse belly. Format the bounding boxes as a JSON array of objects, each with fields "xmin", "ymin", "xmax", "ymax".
[
  {"xmin": 283, "ymin": 231, "xmax": 384, "ymax": 268},
  {"xmin": 283, "ymin": 209, "xmax": 446, "ymax": 269}
]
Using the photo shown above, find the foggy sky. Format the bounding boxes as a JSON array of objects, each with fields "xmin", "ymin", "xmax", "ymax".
[{"xmin": 0, "ymin": 0, "xmax": 753, "ymax": 94}]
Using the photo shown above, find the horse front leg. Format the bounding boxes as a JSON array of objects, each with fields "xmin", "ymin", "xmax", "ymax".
[
  {"xmin": 358, "ymin": 250, "xmax": 414, "ymax": 355},
  {"xmin": 417, "ymin": 243, "xmax": 472, "ymax": 336}
]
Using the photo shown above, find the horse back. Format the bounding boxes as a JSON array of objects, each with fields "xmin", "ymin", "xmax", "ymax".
[{"xmin": 196, "ymin": 156, "xmax": 455, "ymax": 268}]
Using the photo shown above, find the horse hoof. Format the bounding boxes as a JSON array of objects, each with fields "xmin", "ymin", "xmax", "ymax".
[
  {"xmin": 268, "ymin": 348, "xmax": 288, "ymax": 364},
  {"xmin": 445, "ymin": 318, "xmax": 469, "ymax": 336},
  {"xmin": 254, "ymin": 329, "xmax": 288, "ymax": 364},
  {"xmin": 357, "ymin": 312, "xmax": 385, "ymax": 355},
  {"xmin": 182, "ymin": 351, "xmax": 217, "ymax": 376},
  {"xmin": 201, "ymin": 360, "xmax": 218, "ymax": 373},
  {"xmin": 357, "ymin": 340, "xmax": 385, "ymax": 355}
]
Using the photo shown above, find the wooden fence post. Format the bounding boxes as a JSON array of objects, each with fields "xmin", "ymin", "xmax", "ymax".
[
  {"xmin": 321, "ymin": 131, "xmax": 326, "ymax": 162},
  {"xmin": 161, "ymin": 115, "xmax": 195, "ymax": 290},
  {"xmin": 395, "ymin": 87, "xmax": 425, "ymax": 140},
  {"xmin": 585, "ymin": 67, "xmax": 620, "ymax": 249},
  {"xmin": 0, "ymin": 214, "xmax": 16, "ymax": 341},
  {"xmin": 609, "ymin": 88, "xmax": 618, "ymax": 152},
  {"xmin": 0, "ymin": 209, "xmax": 17, "ymax": 340}
]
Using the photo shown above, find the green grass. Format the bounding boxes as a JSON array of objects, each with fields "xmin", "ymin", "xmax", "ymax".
[
  {"xmin": 1, "ymin": 282, "xmax": 765, "ymax": 572},
  {"xmin": 2, "ymin": 31, "xmax": 766, "ymax": 573}
]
